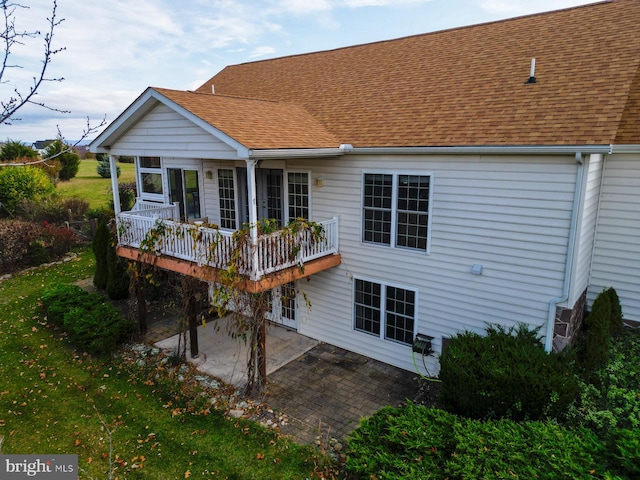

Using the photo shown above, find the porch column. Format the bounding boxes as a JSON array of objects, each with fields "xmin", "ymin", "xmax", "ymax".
[
  {"xmin": 245, "ymin": 159, "xmax": 260, "ymax": 279},
  {"xmin": 109, "ymin": 154, "xmax": 121, "ymax": 214}
]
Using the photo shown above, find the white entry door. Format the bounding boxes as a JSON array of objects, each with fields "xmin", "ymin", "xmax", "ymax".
[{"xmin": 268, "ymin": 282, "xmax": 297, "ymax": 330}]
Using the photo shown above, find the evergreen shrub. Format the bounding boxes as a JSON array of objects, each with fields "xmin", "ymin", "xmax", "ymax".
[
  {"xmin": 63, "ymin": 303, "xmax": 133, "ymax": 356},
  {"xmin": 581, "ymin": 288, "xmax": 622, "ymax": 372},
  {"xmin": 42, "ymin": 284, "xmax": 134, "ymax": 355},
  {"xmin": 106, "ymin": 233, "xmax": 129, "ymax": 300},
  {"xmin": 345, "ymin": 403, "xmax": 605, "ymax": 479},
  {"xmin": 96, "ymin": 157, "xmax": 120, "ymax": 178},
  {"xmin": 439, "ymin": 324, "xmax": 579, "ymax": 421},
  {"xmin": 92, "ymin": 218, "xmax": 109, "ymax": 290}
]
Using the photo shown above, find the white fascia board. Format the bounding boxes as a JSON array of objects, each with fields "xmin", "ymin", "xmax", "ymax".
[
  {"xmin": 89, "ymin": 87, "xmax": 251, "ymax": 158},
  {"xmin": 610, "ymin": 145, "xmax": 640, "ymax": 154},
  {"xmin": 249, "ymin": 147, "xmax": 345, "ymax": 159},
  {"xmin": 346, "ymin": 145, "xmax": 613, "ymax": 155}
]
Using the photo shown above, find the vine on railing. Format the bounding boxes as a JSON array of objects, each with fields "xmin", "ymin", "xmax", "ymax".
[{"xmin": 128, "ymin": 215, "xmax": 326, "ymax": 396}]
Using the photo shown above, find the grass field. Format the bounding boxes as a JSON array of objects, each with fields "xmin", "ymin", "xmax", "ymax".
[
  {"xmin": 56, "ymin": 159, "xmax": 136, "ymax": 209},
  {"xmin": 0, "ymin": 249, "xmax": 327, "ymax": 478}
]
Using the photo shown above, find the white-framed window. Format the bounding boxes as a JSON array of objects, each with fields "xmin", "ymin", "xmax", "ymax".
[
  {"xmin": 137, "ymin": 156, "xmax": 163, "ymax": 202},
  {"xmin": 354, "ymin": 278, "xmax": 417, "ymax": 346},
  {"xmin": 218, "ymin": 168, "xmax": 236, "ymax": 229},
  {"xmin": 286, "ymin": 171, "xmax": 310, "ymax": 221},
  {"xmin": 362, "ymin": 172, "xmax": 432, "ymax": 252}
]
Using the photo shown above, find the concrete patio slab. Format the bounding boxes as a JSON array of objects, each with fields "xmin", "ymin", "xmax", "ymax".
[{"xmin": 154, "ymin": 315, "xmax": 318, "ymax": 388}]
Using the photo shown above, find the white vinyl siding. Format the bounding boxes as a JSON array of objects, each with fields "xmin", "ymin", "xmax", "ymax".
[
  {"xmin": 107, "ymin": 104, "xmax": 239, "ymax": 159},
  {"xmin": 296, "ymin": 154, "xmax": 578, "ymax": 373},
  {"xmin": 568, "ymin": 154, "xmax": 603, "ymax": 306},
  {"xmin": 589, "ymin": 154, "xmax": 640, "ymax": 323}
]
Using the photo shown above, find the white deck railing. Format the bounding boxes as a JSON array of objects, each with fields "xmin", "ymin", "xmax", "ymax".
[{"xmin": 116, "ymin": 204, "xmax": 338, "ymax": 280}]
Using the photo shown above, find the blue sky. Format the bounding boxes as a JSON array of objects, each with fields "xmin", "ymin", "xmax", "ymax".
[{"xmin": 0, "ymin": 0, "xmax": 599, "ymax": 144}]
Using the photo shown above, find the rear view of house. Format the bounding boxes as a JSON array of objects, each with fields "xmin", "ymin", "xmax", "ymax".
[{"xmin": 90, "ymin": 0, "xmax": 640, "ymax": 374}]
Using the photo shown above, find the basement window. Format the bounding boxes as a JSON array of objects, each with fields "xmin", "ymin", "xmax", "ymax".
[{"xmin": 354, "ymin": 278, "xmax": 416, "ymax": 346}]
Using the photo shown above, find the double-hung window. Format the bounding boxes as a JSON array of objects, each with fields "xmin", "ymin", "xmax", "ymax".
[
  {"xmin": 138, "ymin": 156, "xmax": 163, "ymax": 202},
  {"xmin": 362, "ymin": 173, "xmax": 431, "ymax": 251},
  {"xmin": 354, "ymin": 278, "xmax": 416, "ymax": 346},
  {"xmin": 287, "ymin": 172, "xmax": 309, "ymax": 221}
]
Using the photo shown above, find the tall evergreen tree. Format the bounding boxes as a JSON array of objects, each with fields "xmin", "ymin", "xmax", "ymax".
[{"xmin": 92, "ymin": 218, "xmax": 109, "ymax": 290}]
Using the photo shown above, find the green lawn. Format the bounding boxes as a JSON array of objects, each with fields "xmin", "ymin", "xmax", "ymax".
[
  {"xmin": 56, "ymin": 159, "xmax": 136, "ymax": 209},
  {"xmin": 0, "ymin": 249, "xmax": 327, "ymax": 479}
]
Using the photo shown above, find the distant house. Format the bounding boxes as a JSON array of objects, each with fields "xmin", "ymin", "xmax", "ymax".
[
  {"xmin": 90, "ymin": 0, "xmax": 640, "ymax": 374},
  {"xmin": 32, "ymin": 139, "xmax": 56, "ymax": 156}
]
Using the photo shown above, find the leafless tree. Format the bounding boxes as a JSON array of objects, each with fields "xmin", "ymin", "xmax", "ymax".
[{"xmin": 0, "ymin": 0, "xmax": 106, "ymax": 166}]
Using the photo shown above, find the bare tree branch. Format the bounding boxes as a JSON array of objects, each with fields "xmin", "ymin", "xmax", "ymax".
[
  {"xmin": 0, "ymin": 0, "xmax": 68, "ymax": 125},
  {"xmin": 0, "ymin": 115, "xmax": 108, "ymax": 167}
]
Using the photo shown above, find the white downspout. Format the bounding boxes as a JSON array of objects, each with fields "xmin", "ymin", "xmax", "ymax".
[
  {"xmin": 545, "ymin": 152, "xmax": 584, "ymax": 352},
  {"xmin": 245, "ymin": 159, "xmax": 260, "ymax": 279},
  {"xmin": 109, "ymin": 154, "xmax": 121, "ymax": 215}
]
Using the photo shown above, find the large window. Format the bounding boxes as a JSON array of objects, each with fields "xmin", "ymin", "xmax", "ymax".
[
  {"xmin": 138, "ymin": 156, "xmax": 163, "ymax": 200},
  {"xmin": 287, "ymin": 172, "xmax": 309, "ymax": 220},
  {"xmin": 354, "ymin": 278, "xmax": 416, "ymax": 346},
  {"xmin": 218, "ymin": 169, "xmax": 236, "ymax": 229},
  {"xmin": 362, "ymin": 173, "xmax": 431, "ymax": 251}
]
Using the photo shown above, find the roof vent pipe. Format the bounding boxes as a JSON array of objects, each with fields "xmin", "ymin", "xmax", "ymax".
[{"xmin": 525, "ymin": 58, "xmax": 537, "ymax": 84}]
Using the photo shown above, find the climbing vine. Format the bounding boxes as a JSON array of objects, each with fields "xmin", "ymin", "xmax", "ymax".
[{"xmin": 123, "ymin": 215, "xmax": 326, "ymax": 396}]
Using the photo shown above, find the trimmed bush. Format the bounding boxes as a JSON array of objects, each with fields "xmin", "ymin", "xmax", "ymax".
[
  {"xmin": 41, "ymin": 284, "xmax": 134, "ymax": 355},
  {"xmin": 439, "ymin": 324, "xmax": 579, "ymax": 421},
  {"xmin": 63, "ymin": 303, "xmax": 133, "ymax": 356},
  {"xmin": 41, "ymin": 284, "xmax": 90, "ymax": 326},
  {"xmin": 0, "ymin": 166, "xmax": 54, "ymax": 216},
  {"xmin": 345, "ymin": 403, "xmax": 606, "ymax": 479}
]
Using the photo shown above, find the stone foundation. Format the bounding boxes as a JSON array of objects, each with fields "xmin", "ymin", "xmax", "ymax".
[{"xmin": 552, "ymin": 289, "xmax": 587, "ymax": 352}]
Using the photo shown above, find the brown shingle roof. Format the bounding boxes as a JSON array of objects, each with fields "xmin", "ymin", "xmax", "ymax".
[
  {"xmin": 153, "ymin": 88, "xmax": 339, "ymax": 149},
  {"xmin": 191, "ymin": 0, "xmax": 640, "ymax": 149}
]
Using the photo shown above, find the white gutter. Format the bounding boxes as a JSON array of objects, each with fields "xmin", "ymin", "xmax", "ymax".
[
  {"xmin": 609, "ymin": 144, "xmax": 640, "ymax": 154},
  {"xmin": 248, "ymin": 144, "xmax": 612, "ymax": 159},
  {"xmin": 249, "ymin": 146, "xmax": 348, "ymax": 159},
  {"xmin": 346, "ymin": 145, "xmax": 612, "ymax": 156},
  {"xmin": 544, "ymin": 152, "xmax": 585, "ymax": 352}
]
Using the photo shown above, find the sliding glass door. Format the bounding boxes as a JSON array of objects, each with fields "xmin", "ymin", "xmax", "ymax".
[{"xmin": 168, "ymin": 168, "xmax": 201, "ymax": 220}]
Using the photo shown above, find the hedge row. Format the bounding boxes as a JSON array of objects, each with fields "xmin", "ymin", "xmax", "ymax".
[{"xmin": 346, "ymin": 403, "xmax": 607, "ymax": 479}]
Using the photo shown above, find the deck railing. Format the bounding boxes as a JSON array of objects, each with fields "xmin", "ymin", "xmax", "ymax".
[{"xmin": 116, "ymin": 204, "xmax": 338, "ymax": 280}]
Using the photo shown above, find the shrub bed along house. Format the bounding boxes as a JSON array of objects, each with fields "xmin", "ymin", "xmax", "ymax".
[
  {"xmin": 345, "ymin": 403, "xmax": 606, "ymax": 479},
  {"xmin": 438, "ymin": 323, "xmax": 579, "ymax": 421}
]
